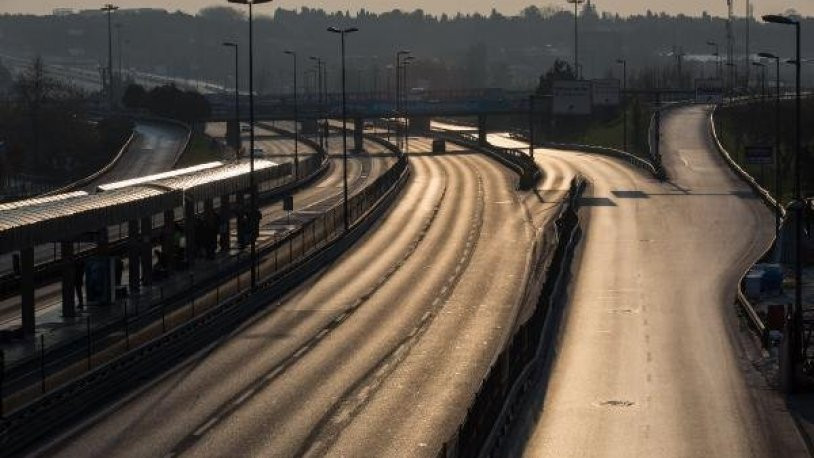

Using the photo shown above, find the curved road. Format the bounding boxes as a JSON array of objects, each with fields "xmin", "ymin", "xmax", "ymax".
[
  {"xmin": 33, "ymin": 137, "xmax": 567, "ymax": 457},
  {"xmin": 83, "ymin": 121, "xmax": 188, "ymax": 190},
  {"xmin": 508, "ymin": 105, "xmax": 806, "ymax": 456}
]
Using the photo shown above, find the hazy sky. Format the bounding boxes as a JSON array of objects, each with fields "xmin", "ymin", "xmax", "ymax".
[{"xmin": 0, "ymin": 0, "xmax": 812, "ymax": 18}]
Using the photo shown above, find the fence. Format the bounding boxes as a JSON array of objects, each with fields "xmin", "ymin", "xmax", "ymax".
[
  {"xmin": 0, "ymin": 139, "xmax": 408, "ymax": 455},
  {"xmin": 437, "ymin": 178, "xmax": 584, "ymax": 458}
]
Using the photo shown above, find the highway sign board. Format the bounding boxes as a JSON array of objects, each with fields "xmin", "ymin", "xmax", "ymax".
[
  {"xmin": 283, "ymin": 195, "xmax": 294, "ymax": 211},
  {"xmin": 745, "ymin": 146, "xmax": 774, "ymax": 165},
  {"xmin": 552, "ymin": 81, "xmax": 592, "ymax": 115},
  {"xmin": 695, "ymin": 78, "xmax": 724, "ymax": 104},
  {"xmin": 591, "ymin": 79, "xmax": 621, "ymax": 107}
]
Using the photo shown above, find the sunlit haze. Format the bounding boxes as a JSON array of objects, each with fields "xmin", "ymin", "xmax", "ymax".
[{"xmin": 1, "ymin": 0, "xmax": 812, "ymax": 17}]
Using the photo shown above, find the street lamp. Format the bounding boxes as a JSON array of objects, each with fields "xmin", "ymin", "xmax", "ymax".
[
  {"xmin": 115, "ymin": 23, "xmax": 123, "ymax": 84},
  {"xmin": 751, "ymin": 61, "xmax": 767, "ymax": 98},
  {"xmin": 758, "ymin": 52, "xmax": 783, "ymax": 245},
  {"xmin": 310, "ymin": 56, "xmax": 325, "ymax": 148},
  {"xmin": 402, "ymin": 57, "xmax": 415, "ymax": 154},
  {"xmin": 616, "ymin": 59, "xmax": 628, "ymax": 152},
  {"xmin": 101, "ymin": 4, "xmax": 118, "ymax": 109},
  {"xmin": 707, "ymin": 41, "xmax": 721, "ymax": 80},
  {"xmin": 284, "ymin": 50, "xmax": 299, "ymax": 178},
  {"xmin": 328, "ymin": 26, "xmax": 359, "ymax": 231},
  {"xmin": 566, "ymin": 0, "xmax": 585, "ymax": 79},
  {"xmin": 763, "ymin": 13, "xmax": 802, "ymax": 393},
  {"xmin": 395, "ymin": 50, "xmax": 410, "ymax": 112},
  {"xmin": 222, "ymin": 42, "xmax": 239, "ymax": 152},
  {"xmin": 228, "ymin": 0, "xmax": 273, "ymax": 290}
]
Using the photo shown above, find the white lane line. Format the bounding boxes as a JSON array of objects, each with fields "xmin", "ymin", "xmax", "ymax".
[
  {"xmin": 233, "ymin": 388, "xmax": 255, "ymax": 406},
  {"xmin": 193, "ymin": 416, "xmax": 220, "ymax": 437}
]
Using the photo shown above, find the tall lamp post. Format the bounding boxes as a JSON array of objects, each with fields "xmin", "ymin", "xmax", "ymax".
[
  {"xmin": 284, "ymin": 50, "xmax": 299, "ymax": 178},
  {"xmin": 101, "ymin": 4, "xmax": 118, "ymax": 109},
  {"xmin": 752, "ymin": 61, "xmax": 767, "ymax": 99},
  {"xmin": 228, "ymin": 0, "xmax": 273, "ymax": 291},
  {"xmin": 395, "ymin": 50, "xmax": 411, "ymax": 148},
  {"xmin": 758, "ymin": 51, "xmax": 783, "ymax": 246},
  {"xmin": 616, "ymin": 59, "xmax": 628, "ymax": 152},
  {"xmin": 566, "ymin": 0, "xmax": 585, "ymax": 79},
  {"xmin": 222, "ymin": 42, "xmax": 240, "ymax": 152},
  {"xmin": 401, "ymin": 56, "xmax": 415, "ymax": 152},
  {"xmin": 310, "ymin": 56, "xmax": 325, "ymax": 148},
  {"xmin": 707, "ymin": 41, "xmax": 721, "ymax": 80},
  {"xmin": 402, "ymin": 57, "xmax": 415, "ymax": 154},
  {"xmin": 328, "ymin": 26, "xmax": 359, "ymax": 231},
  {"xmin": 115, "ymin": 23, "xmax": 123, "ymax": 83},
  {"xmin": 763, "ymin": 13, "xmax": 802, "ymax": 393}
]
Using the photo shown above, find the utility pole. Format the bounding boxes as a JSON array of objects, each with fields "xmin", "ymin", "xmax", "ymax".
[
  {"xmin": 745, "ymin": 0, "xmax": 752, "ymax": 89},
  {"xmin": 284, "ymin": 50, "xmax": 299, "ymax": 178},
  {"xmin": 727, "ymin": 0, "xmax": 735, "ymax": 93},
  {"xmin": 567, "ymin": 0, "xmax": 586, "ymax": 79},
  {"xmin": 101, "ymin": 4, "xmax": 118, "ymax": 109}
]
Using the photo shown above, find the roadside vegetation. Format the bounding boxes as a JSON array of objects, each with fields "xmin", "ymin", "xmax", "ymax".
[
  {"xmin": 0, "ymin": 58, "xmax": 132, "ymax": 197},
  {"xmin": 174, "ymin": 132, "xmax": 224, "ymax": 169},
  {"xmin": 714, "ymin": 98, "xmax": 814, "ymax": 202}
]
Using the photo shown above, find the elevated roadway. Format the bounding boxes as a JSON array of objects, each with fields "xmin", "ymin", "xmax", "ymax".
[
  {"xmin": 509, "ymin": 105, "xmax": 806, "ymax": 456},
  {"xmin": 32, "ymin": 136, "xmax": 570, "ymax": 457}
]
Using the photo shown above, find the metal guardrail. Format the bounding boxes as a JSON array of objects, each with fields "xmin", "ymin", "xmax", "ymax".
[
  {"xmin": 436, "ymin": 132, "xmax": 541, "ymax": 191},
  {"xmin": 709, "ymin": 105, "xmax": 784, "ymax": 347},
  {"xmin": 0, "ymin": 138, "xmax": 409, "ymax": 455},
  {"xmin": 437, "ymin": 177, "xmax": 585, "ymax": 457},
  {"xmin": 42, "ymin": 132, "xmax": 137, "ymax": 197}
]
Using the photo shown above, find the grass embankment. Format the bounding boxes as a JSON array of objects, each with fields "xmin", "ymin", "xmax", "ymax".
[
  {"xmin": 495, "ymin": 102, "xmax": 655, "ymax": 161},
  {"xmin": 174, "ymin": 131, "xmax": 224, "ymax": 168},
  {"xmin": 714, "ymin": 98, "xmax": 814, "ymax": 203}
]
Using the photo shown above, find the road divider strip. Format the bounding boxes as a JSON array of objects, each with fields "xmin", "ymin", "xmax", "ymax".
[{"xmin": 437, "ymin": 177, "xmax": 585, "ymax": 457}]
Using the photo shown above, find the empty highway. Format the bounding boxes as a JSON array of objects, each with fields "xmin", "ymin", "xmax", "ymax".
[
  {"xmin": 505, "ymin": 105, "xmax": 807, "ymax": 457},
  {"xmin": 33, "ymin": 136, "xmax": 570, "ymax": 457}
]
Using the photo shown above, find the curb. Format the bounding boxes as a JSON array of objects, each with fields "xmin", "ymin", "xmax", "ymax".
[{"xmin": 709, "ymin": 105, "xmax": 783, "ymax": 347}]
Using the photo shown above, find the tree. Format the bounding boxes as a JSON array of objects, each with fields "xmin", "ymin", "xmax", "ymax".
[
  {"xmin": 537, "ymin": 59, "xmax": 577, "ymax": 94},
  {"xmin": 122, "ymin": 83, "xmax": 147, "ymax": 109},
  {"xmin": 0, "ymin": 59, "xmax": 12, "ymax": 93}
]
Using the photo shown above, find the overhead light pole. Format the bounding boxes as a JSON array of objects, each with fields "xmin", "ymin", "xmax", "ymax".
[
  {"xmin": 616, "ymin": 58, "xmax": 628, "ymax": 152},
  {"xmin": 401, "ymin": 56, "xmax": 415, "ymax": 152},
  {"xmin": 395, "ymin": 50, "xmax": 410, "ymax": 148},
  {"xmin": 328, "ymin": 26, "xmax": 359, "ymax": 231},
  {"xmin": 222, "ymin": 42, "xmax": 239, "ymax": 152},
  {"xmin": 284, "ymin": 50, "xmax": 300, "ymax": 178},
  {"xmin": 751, "ymin": 61, "xmax": 766, "ymax": 98},
  {"xmin": 115, "ymin": 23, "xmax": 123, "ymax": 84},
  {"xmin": 707, "ymin": 41, "xmax": 721, "ymax": 80},
  {"xmin": 402, "ymin": 56, "xmax": 415, "ymax": 154},
  {"xmin": 101, "ymin": 4, "xmax": 118, "ymax": 109},
  {"xmin": 566, "ymin": 0, "xmax": 585, "ymax": 79},
  {"xmin": 310, "ymin": 56, "xmax": 325, "ymax": 148},
  {"xmin": 228, "ymin": 0, "xmax": 273, "ymax": 290},
  {"xmin": 763, "ymin": 13, "xmax": 802, "ymax": 393},
  {"xmin": 758, "ymin": 52, "xmax": 782, "ymax": 245}
]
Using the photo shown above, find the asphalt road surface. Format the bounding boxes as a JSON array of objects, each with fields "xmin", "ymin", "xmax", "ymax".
[
  {"xmin": 83, "ymin": 121, "xmax": 189, "ymax": 191},
  {"xmin": 506, "ymin": 105, "xmax": 807, "ymax": 457},
  {"xmin": 32, "ymin": 137, "xmax": 569, "ymax": 457}
]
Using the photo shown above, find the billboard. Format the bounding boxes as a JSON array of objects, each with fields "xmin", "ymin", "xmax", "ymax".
[
  {"xmin": 591, "ymin": 79, "xmax": 621, "ymax": 107},
  {"xmin": 744, "ymin": 146, "xmax": 774, "ymax": 165},
  {"xmin": 695, "ymin": 78, "xmax": 724, "ymax": 104},
  {"xmin": 552, "ymin": 81, "xmax": 592, "ymax": 115}
]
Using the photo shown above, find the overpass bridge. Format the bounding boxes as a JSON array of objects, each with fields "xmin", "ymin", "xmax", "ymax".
[{"xmin": 206, "ymin": 87, "xmax": 695, "ymax": 152}]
